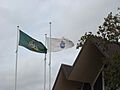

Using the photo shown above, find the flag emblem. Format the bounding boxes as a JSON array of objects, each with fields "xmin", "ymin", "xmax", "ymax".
[
  {"xmin": 28, "ymin": 40, "xmax": 39, "ymax": 51},
  {"xmin": 60, "ymin": 40, "xmax": 65, "ymax": 48}
]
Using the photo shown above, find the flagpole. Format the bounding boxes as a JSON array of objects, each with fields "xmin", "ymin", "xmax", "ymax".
[
  {"xmin": 102, "ymin": 70, "xmax": 105, "ymax": 90},
  {"xmin": 44, "ymin": 34, "xmax": 47, "ymax": 90},
  {"xmin": 15, "ymin": 26, "xmax": 19, "ymax": 90},
  {"xmin": 49, "ymin": 22, "xmax": 52, "ymax": 90},
  {"xmin": 44, "ymin": 54, "xmax": 47, "ymax": 90}
]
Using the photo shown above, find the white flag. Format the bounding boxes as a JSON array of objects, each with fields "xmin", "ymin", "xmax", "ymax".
[{"xmin": 46, "ymin": 37, "xmax": 74, "ymax": 52}]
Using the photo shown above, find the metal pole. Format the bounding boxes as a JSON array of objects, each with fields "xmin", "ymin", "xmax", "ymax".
[
  {"xmin": 102, "ymin": 71, "xmax": 105, "ymax": 90},
  {"xmin": 15, "ymin": 26, "xmax": 19, "ymax": 90},
  {"xmin": 44, "ymin": 34, "xmax": 47, "ymax": 90},
  {"xmin": 49, "ymin": 22, "xmax": 52, "ymax": 90},
  {"xmin": 91, "ymin": 85, "xmax": 94, "ymax": 90},
  {"xmin": 44, "ymin": 54, "xmax": 47, "ymax": 90}
]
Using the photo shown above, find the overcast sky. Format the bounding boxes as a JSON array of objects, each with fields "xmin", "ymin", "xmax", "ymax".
[{"xmin": 0, "ymin": 0, "xmax": 120, "ymax": 90}]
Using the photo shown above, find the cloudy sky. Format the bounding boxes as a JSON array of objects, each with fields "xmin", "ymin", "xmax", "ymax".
[{"xmin": 0, "ymin": 0, "xmax": 119, "ymax": 90}]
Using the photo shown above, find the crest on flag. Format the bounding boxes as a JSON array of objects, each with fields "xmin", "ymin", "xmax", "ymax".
[
  {"xmin": 28, "ymin": 40, "xmax": 39, "ymax": 51},
  {"xmin": 60, "ymin": 40, "xmax": 65, "ymax": 48}
]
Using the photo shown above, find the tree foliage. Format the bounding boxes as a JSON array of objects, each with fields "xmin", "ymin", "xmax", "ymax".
[
  {"xmin": 76, "ymin": 12, "xmax": 120, "ymax": 49},
  {"xmin": 104, "ymin": 53, "xmax": 120, "ymax": 90},
  {"xmin": 97, "ymin": 12, "xmax": 120, "ymax": 42}
]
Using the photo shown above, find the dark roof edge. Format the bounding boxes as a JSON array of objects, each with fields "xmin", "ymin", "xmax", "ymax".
[
  {"xmin": 52, "ymin": 64, "xmax": 72, "ymax": 90},
  {"xmin": 68, "ymin": 38, "xmax": 108, "ymax": 79}
]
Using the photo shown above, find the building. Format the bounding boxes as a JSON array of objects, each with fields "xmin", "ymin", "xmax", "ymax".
[{"xmin": 52, "ymin": 38, "xmax": 120, "ymax": 90}]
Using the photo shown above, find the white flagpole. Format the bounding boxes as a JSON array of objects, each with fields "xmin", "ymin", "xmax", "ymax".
[
  {"xmin": 49, "ymin": 22, "xmax": 52, "ymax": 90},
  {"xmin": 15, "ymin": 26, "xmax": 19, "ymax": 90},
  {"xmin": 44, "ymin": 34, "xmax": 47, "ymax": 90},
  {"xmin": 44, "ymin": 54, "xmax": 47, "ymax": 90}
]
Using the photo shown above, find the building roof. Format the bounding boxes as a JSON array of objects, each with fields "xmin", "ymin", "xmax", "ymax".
[
  {"xmin": 62, "ymin": 64, "xmax": 72, "ymax": 79},
  {"xmin": 52, "ymin": 64, "xmax": 82, "ymax": 90},
  {"xmin": 68, "ymin": 38, "xmax": 105, "ymax": 84}
]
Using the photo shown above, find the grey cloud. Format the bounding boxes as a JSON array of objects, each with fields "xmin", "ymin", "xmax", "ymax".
[{"xmin": 51, "ymin": 0, "xmax": 120, "ymax": 43}]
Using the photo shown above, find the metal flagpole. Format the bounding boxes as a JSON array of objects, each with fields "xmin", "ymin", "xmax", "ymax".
[
  {"xmin": 102, "ymin": 70, "xmax": 105, "ymax": 90},
  {"xmin": 44, "ymin": 54, "xmax": 47, "ymax": 90},
  {"xmin": 44, "ymin": 34, "xmax": 47, "ymax": 90},
  {"xmin": 15, "ymin": 26, "xmax": 19, "ymax": 90},
  {"xmin": 49, "ymin": 22, "xmax": 52, "ymax": 90}
]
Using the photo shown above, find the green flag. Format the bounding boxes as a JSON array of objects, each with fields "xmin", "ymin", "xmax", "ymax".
[{"xmin": 19, "ymin": 30, "xmax": 47, "ymax": 54}]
